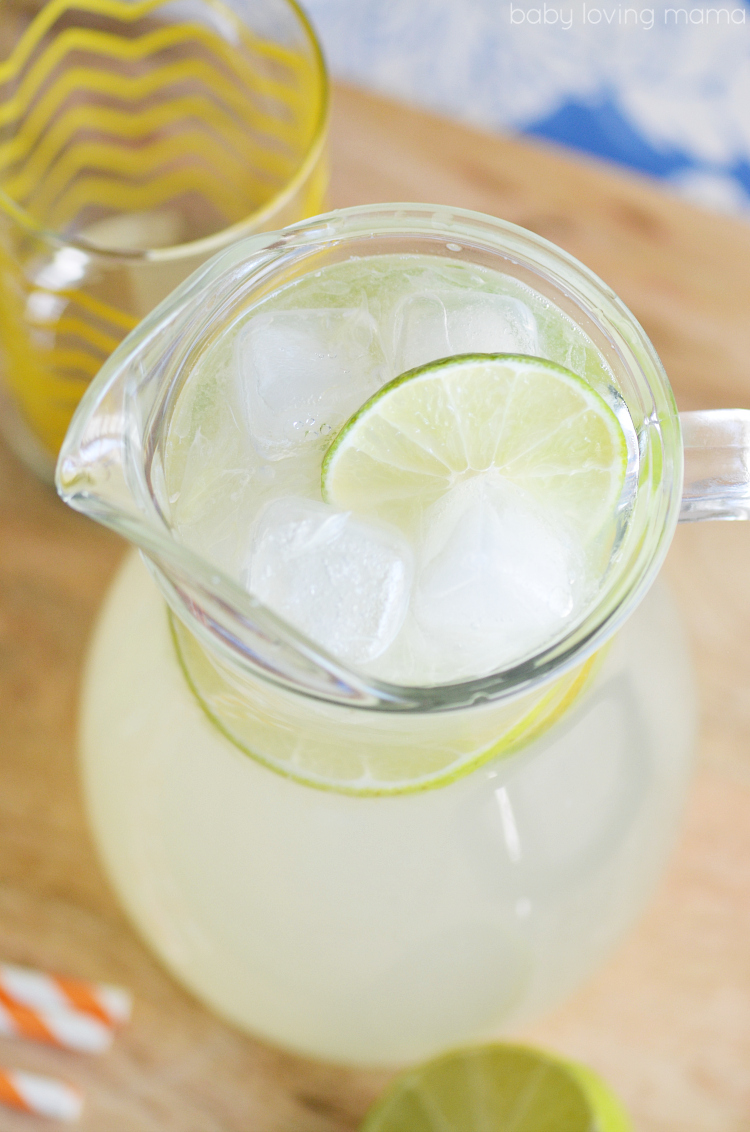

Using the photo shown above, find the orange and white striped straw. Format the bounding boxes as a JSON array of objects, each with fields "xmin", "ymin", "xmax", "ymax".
[
  {"xmin": 0, "ymin": 1067, "xmax": 83, "ymax": 1122},
  {"xmin": 0, "ymin": 963, "xmax": 132, "ymax": 1053},
  {"xmin": 0, "ymin": 963, "xmax": 131, "ymax": 1028}
]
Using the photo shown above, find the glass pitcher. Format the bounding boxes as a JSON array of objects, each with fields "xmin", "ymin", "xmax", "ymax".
[{"xmin": 56, "ymin": 204, "xmax": 750, "ymax": 1067}]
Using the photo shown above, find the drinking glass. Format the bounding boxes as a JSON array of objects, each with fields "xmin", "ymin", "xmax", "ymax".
[
  {"xmin": 0, "ymin": 0, "xmax": 327, "ymax": 479},
  {"xmin": 55, "ymin": 204, "xmax": 750, "ymax": 1066}
]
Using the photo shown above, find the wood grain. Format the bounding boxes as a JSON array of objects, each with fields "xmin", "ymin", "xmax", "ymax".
[{"xmin": 0, "ymin": 82, "xmax": 748, "ymax": 1130}]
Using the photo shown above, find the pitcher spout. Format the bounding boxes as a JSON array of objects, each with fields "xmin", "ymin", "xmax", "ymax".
[{"xmin": 55, "ymin": 231, "xmax": 396, "ymax": 709}]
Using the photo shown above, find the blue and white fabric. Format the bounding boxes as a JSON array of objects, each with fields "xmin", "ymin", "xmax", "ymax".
[{"xmin": 303, "ymin": 0, "xmax": 750, "ymax": 217}]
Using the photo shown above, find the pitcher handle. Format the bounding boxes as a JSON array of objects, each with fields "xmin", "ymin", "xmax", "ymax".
[{"xmin": 679, "ymin": 409, "xmax": 750, "ymax": 522}]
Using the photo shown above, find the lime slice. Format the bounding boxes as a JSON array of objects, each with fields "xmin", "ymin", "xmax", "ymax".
[
  {"xmin": 360, "ymin": 1043, "xmax": 632, "ymax": 1132},
  {"xmin": 322, "ymin": 354, "xmax": 629, "ymax": 541},
  {"xmin": 172, "ymin": 607, "xmax": 604, "ymax": 795}
]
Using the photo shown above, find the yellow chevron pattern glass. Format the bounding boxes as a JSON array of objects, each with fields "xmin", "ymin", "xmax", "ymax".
[{"xmin": 0, "ymin": 0, "xmax": 328, "ymax": 475}]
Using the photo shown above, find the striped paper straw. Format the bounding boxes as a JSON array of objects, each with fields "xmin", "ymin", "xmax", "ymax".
[
  {"xmin": 0, "ymin": 1067, "xmax": 83, "ymax": 1122},
  {"xmin": 0, "ymin": 963, "xmax": 131, "ymax": 1028},
  {"xmin": 0, "ymin": 992, "xmax": 113, "ymax": 1053}
]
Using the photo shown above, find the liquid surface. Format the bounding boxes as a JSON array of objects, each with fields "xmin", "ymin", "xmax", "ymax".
[{"xmin": 165, "ymin": 255, "xmax": 637, "ymax": 684}]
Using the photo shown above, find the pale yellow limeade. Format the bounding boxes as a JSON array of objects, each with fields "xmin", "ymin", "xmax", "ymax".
[{"xmin": 78, "ymin": 251, "xmax": 695, "ymax": 1065}]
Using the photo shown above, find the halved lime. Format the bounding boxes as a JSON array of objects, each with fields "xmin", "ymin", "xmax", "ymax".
[
  {"xmin": 322, "ymin": 354, "xmax": 629, "ymax": 541},
  {"xmin": 360, "ymin": 1043, "xmax": 632, "ymax": 1132}
]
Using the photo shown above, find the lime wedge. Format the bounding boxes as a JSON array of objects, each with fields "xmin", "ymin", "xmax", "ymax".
[
  {"xmin": 322, "ymin": 354, "xmax": 628, "ymax": 541},
  {"xmin": 360, "ymin": 1043, "xmax": 632, "ymax": 1132}
]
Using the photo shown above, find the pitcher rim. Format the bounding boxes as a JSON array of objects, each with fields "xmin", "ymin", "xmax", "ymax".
[{"xmin": 56, "ymin": 202, "xmax": 683, "ymax": 713}]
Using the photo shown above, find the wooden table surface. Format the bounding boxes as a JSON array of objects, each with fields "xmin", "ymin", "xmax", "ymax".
[{"xmin": 1, "ymin": 83, "xmax": 749, "ymax": 1131}]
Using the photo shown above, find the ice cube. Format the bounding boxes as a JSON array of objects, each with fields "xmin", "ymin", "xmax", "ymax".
[
  {"xmin": 243, "ymin": 496, "xmax": 413, "ymax": 665},
  {"xmin": 411, "ymin": 471, "xmax": 585, "ymax": 679},
  {"xmin": 393, "ymin": 290, "xmax": 539, "ymax": 374},
  {"xmin": 236, "ymin": 306, "xmax": 387, "ymax": 460}
]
